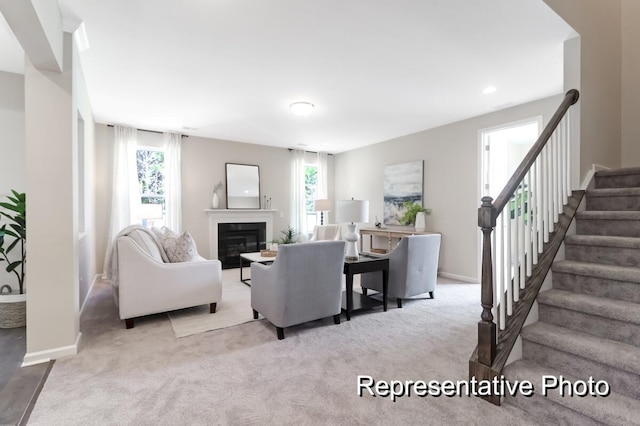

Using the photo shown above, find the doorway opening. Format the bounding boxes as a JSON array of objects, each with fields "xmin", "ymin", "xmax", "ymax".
[
  {"xmin": 477, "ymin": 117, "xmax": 541, "ymax": 282},
  {"xmin": 481, "ymin": 118, "xmax": 541, "ymax": 200}
]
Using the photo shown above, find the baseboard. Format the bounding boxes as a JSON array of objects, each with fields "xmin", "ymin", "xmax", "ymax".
[
  {"xmin": 580, "ymin": 163, "xmax": 610, "ymax": 190},
  {"xmin": 79, "ymin": 274, "xmax": 101, "ymax": 317},
  {"xmin": 22, "ymin": 332, "xmax": 82, "ymax": 367},
  {"xmin": 438, "ymin": 272, "xmax": 479, "ymax": 283}
]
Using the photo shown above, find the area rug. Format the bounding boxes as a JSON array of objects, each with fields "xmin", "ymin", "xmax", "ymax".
[{"xmin": 168, "ymin": 279, "xmax": 257, "ymax": 338}]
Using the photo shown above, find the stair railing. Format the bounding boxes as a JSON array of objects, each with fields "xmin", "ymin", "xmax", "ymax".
[{"xmin": 471, "ymin": 89, "xmax": 580, "ymax": 403}]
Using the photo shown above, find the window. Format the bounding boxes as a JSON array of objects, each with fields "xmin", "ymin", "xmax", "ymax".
[
  {"xmin": 304, "ymin": 164, "xmax": 319, "ymax": 235},
  {"xmin": 137, "ymin": 148, "xmax": 165, "ymax": 228}
]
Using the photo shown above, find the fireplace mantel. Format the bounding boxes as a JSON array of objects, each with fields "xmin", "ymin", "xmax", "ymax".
[{"xmin": 205, "ymin": 209, "xmax": 278, "ymax": 259}]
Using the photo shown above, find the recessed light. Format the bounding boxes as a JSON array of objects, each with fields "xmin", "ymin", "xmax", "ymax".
[
  {"xmin": 290, "ymin": 102, "xmax": 315, "ymax": 116},
  {"xmin": 483, "ymin": 86, "xmax": 497, "ymax": 95}
]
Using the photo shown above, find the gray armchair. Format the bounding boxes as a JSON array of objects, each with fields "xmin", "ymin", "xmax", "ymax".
[
  {"xmin": 251, "ymin": 240, "xmax": 346, "ymax": 340},
  {"xmin": 361, "ymin": 234, "xmax": 441, "ymax": 308}
]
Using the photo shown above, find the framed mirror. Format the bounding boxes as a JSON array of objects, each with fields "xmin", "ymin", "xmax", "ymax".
[{"xmin": 225, "ymin": 163, "xmax": 261, "ymax": 209}]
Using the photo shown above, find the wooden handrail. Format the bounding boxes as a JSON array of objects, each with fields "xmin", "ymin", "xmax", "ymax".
[
  {"xmin": 491, "ymin": 89, "xmax": 579, "ymax": 216},
  {"xmin": 471, "ymin": 89, "xmax": 580, "ymax": 405}
]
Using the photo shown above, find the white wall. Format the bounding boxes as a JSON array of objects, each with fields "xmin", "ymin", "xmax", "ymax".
[
  {"xmin": 24, "ymin": 33, "xmax": 78, "ymax": 359},
  {"xmin": 22, "ymin": 30, "xmax": 96, "ymax": 364},
  {"xmin": 334, "ymin": 95, "xmax": 563, "ymax": 281},
  {"xmin": 182, "ymin": 137, "xmax": 290, "ymax": 256},
  {"xmin": 621, "ymin": 0, "xmax": 640, "ymax": 166},
  {"xmin": 94, "ymin": 127, "xmax": 335, "ymax": 270},
  {"xmin": 74, "ymin": 35, "xmax": 97, "ymax": 313},
  {"xmin": 94, "ymin": 124, "xmax": 111, "ymax": 274},
  {"xmin": 0, "ymin": 71, "xmax": 25, "ymax": 292},
  {"xmin": 544, "ymin": 0, "xmax": 623, "ymax": 176}
]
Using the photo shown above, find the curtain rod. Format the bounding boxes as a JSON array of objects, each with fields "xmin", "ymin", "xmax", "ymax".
[
  {"xmin": 287, "ymin": 148, "xmax": 333, "ymax": 155},
  {"xmin": 107, "ymin": 124, "xmax": 188, "ymax": 137}
]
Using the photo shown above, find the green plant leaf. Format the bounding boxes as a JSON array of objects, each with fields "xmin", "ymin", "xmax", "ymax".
[
  {"xmin": 2, "ymin": 228, "xmax": 18, "ymax": 239},
  {"xmin": 11, "ymin": 190, "xmax": 25, "ymax": 202},
  {"xmin": 9, "ymin": 224, "xmax": 25, "ymax": 238},
  {"xmin": 0, "ymin": 202, "xmax": 21, "ymax": 213},
  {"xmin": 6, "ymin": 261, "xmax": 21, "ymax": 273},
  {"xmin": 0, "ymin": 191, "xmax": 26, "ymax": 285},
  {"xmin": 6, "ymin": 238, "xmax": 19, "ymax": 253}
]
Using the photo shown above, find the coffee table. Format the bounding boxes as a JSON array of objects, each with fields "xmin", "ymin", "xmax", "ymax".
[
  {"xmin": 239, "ymin": 252, "xmax": 276, "ymax": 285},
  {"xmin": 342, "ymin": 255, "xmax": 389, "ymax": 320}
]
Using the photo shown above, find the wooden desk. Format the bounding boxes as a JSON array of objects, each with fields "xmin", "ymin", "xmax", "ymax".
[{"xmin": 359, "ymin": 228, "xmax": 438, "ymax": 254}]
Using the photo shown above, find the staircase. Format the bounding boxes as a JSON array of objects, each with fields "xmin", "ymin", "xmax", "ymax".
[{"xmin": 503, "ymin": 167, "xmax": 640, "ymax": 425}]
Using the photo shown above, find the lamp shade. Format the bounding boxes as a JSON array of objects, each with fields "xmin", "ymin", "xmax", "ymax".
[
  {"xmin": 336, "ymin": 199, "xmax": 369, "ymax": 223},
  {"xmin": 313, "ymin": 198, "xmax": 331, "ymax": 212}
]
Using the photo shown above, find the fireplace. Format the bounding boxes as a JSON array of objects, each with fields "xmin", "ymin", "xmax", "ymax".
[
  {"xmin": 218, "ymin": 222, "xmax": 267, "ymax": 269},
  {"xmin": 205, "ymin": 208, "xmax": 277, "ymax": 261}
]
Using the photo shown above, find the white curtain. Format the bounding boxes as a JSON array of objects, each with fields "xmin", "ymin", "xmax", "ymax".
[
  {"xmin": 104, "ymin": 125, "xmax": 139, "ymax": 276},
  {"xmin": 164, "ymin": 132, "xmax": 182, "ymax": 233},
  {"xmin": 316, "ymin": 151, "xmax": 328, "ymax": 198},
  {"xmin": 290, "ymin": 149, "xmax": 307, "ymax": 241}
]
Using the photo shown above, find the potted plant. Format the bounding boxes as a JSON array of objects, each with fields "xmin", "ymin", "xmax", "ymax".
[
  {"xmin": 0, "ymin": 190, "xmax": 26, "ymax": 328},
  {"xmin": 278, "ymin": 226, "xmax": 298, "ymax": 244},
  {"xmin": 401, "ymin": 201, "xmax": 431, "ymax": 231}
]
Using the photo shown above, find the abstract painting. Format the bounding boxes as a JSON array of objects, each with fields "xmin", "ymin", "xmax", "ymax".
[{"xmin": 383, "ymin": 160, "xmax": 423, "ymax": 225}]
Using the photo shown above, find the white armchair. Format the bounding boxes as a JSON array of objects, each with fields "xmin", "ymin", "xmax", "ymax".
[
  {"xmin": 309, "ymin": 224, "xmax": 342, "ymax": 241},
  {"xmin": 251, "ymin": 240, "xmax": 346, "ymax": 339},
  {"xmin": 361, "ymin": 234, "xmax": 441, "ymax": 308},
  {"xmin": 114, "ymin": 228, "xmax": 222, "ymax": 329}
]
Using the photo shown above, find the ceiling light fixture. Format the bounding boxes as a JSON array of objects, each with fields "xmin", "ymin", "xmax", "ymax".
[
  {"xmin": 483, "ymin": 86, "xmax": 497, "ymax": 95},
  {"xmin": 290, "ymin": 102, "xmax": 315, "ymax": 116}
]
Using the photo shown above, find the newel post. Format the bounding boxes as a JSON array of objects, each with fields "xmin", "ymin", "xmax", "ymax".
[{"xmin": 478, "ymin": 196, "xmax": 497, "ymax": 367}]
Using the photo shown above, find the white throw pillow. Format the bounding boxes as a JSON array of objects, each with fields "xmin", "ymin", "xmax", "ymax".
[{"xmin": 160, "ymin": 230, "xmax": 199, "ymax": 263}]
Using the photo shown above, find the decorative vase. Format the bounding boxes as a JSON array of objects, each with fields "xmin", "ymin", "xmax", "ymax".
[
  {"xmin": 415, "ymin": 212, "xmax": 426, "ymax": 232},
  {"xmin": 212, "ymin": 192, "xmax": 220, "ymax": 209}
]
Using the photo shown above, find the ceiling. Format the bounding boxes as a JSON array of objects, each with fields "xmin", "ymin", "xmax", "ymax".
[{"xmin": 3, "ymin": 1, "xmax": 575, "ymax": 154}]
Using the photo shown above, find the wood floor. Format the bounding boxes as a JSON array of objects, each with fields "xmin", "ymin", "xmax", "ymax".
[{"xmin": 0, "ymin": 327, "xmax": 52, "ymax": 425}]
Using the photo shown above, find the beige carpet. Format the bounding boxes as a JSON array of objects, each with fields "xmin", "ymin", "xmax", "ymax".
[
  {"xmin": 168, "ymin": 279, "xmax": 257, "ymax": 338},
  {"xmin": 27, "ymin": 272, "xmax": 535, "ymax": 425}
]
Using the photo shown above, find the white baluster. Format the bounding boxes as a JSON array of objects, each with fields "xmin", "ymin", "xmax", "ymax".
[
  {"xmin": 536, "ymin": 158, "xmax": 543, "ymax": 254},
  {"xmin": 492, "ymin": 218, "xmax": 497, "ymax": 325},
  {"xmin": 518, "ymin": 182, "xmax": 525, "ymax": 289},
  {"xmin": 499, "ymin": 212, "xmax": 506, "ymax": 330},
  {"xmin": 547, "ymin": 143, "xmax": 553, "ymax": 236},
  {"xmin": 542, "ymin": 145, "xmax": 550, "ymax": 243},
  {"xmin": 558, "ymin": 116, "xmax": 569, "ymax": 205},
  {"xmin": 565, "ymin": 114, "xmax": 572, "ymax": 194},
  {"xmin": 556, "ymin": 128, "xmax": 563, "ymax": 217},
  {"xmin": 506, "ymin": 205, "xmax": 512, "ymax": 316},
  {"xmin": 552, "ymin": 132, "xmax": 559, "ymax": 223},
  {"xmin": 526, "ymin": 171, "xmax": 532, "ymax": 276}
]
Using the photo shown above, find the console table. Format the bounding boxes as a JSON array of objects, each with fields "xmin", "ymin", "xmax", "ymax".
[{"xmin": 359, "ymin": 228, "xmax": 438, "ymax": 254}]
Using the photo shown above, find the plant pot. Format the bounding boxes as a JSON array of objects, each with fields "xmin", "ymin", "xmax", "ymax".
[{"xmin": 0, "ymin": 291, "xmax": 26, "ymax": 328}]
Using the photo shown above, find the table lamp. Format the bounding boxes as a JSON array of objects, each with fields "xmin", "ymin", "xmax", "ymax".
[
  {"xmin": 313, "ymin": 199, "xmax": 331, "ymax": 225},
  {"xmin": 336, "ymin": 199, "xmax": 369, "ymax": 260}
]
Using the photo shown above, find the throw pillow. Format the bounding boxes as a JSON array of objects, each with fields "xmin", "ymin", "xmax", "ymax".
[
  {"xmin": 152, "ymin": 226, "xmax": 177, "ymax": 240},
  {"xmin": 161, "ymin": 230, "xmax": 199, "ymax": 263}
]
